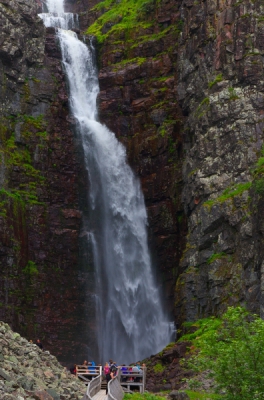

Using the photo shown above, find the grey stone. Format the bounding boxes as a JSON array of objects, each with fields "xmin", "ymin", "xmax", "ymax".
[{"xmin": 169, "ymin": 391, "xmax": 190, "ymax": 399}]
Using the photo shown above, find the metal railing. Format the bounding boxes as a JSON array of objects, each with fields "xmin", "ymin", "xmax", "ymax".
[
  {"xmin": 108, "ymin": 369, "xmax": 124, "ymax": 400},
  {"xmin": 78, "ymin": 365, "xmax": 102, "ymax": 400},
  {"xmin": 77, "ymin": 365, "xmax": 102, "ymax": 379},
  {"xmin": 118, "ymin": 366, "xmax": 146, "ymax": 394},
  {"xmin": 87, "ymin": 373, "xmax": 102, "ymax": 398}
]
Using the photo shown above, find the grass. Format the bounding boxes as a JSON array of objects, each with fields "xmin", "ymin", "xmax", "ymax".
[
  {"xmin": 208, "ymin": 74, "xmax": 223, "ymax": 89},
  {"xmin": 206, "ymin": 252, "xmax": 227, "ymax": 264},
  {"xmin": 180, "ymin": 316, "xmax": 222, "ymax": 342},
  {"xmin": 124, "ymin": 393, "xmax": 165, "ymax": 400},
  {"xmin": 86, "ymin": 0, "xmax": 182, "ymax": 45},
  {"xmin": 86, "ymin": 0, "xmax": 155, "ymax": 43},
  {"xmin": 153, "ymin": 363, "xmax": 165, "ymax": 373},
  {"xmin": 22, "ymin": 261, "xmax": 38, "ymax": 275},
  {"xmin": 204, "ymin": 182, "xmax": 251, "ymax": 207},
  {"xmin": 185, "ymin": 390, "xmax": 222, "ymax": 399},
  {"xmin": 250, "ymin": 146, "xmax": 264, "ymax": 194}
]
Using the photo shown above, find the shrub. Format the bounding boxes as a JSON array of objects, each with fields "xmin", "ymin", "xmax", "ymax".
[
  {"xmin": 153, "ymin": 363, "xmax": 165, "ymax": 373},
  {"xmin": 186, "ymin": 307, "xmax": 264, "ymax": 400}
]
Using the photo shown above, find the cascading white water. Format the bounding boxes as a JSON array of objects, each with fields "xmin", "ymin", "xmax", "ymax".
[
  {"xmin": 40, "ymin": 0, "xmax": 174, "ymax": 364},
  {"xmin": 39, "ymin": 0, "xmax": 77, "ymax": 29}
]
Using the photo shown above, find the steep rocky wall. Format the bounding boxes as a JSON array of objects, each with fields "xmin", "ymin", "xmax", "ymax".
[
  {"xmin": 175, "ymin": 0, "xmax": 264, "ymax": 324},
  {"xmin": 81, "ymin": 0, "xmax": 187, "ymax": 314},
  {"xmin": 0, "ymin": 0, "xmax": 95, "ymax": 364},
  {"xmin": 82, "ymin": 0, "xmax": 264, "ymax": 327}
]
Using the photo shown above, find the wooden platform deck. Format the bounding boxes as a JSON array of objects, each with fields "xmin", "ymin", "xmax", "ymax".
[{"xmin": 92, "ymin": 389, "xmax": 108, "ymax": 400}]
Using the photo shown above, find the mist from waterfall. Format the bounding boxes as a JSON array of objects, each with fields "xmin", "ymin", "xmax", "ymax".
[{"xmin": 39, "ymin": 0, "xmax": 174, "ymax": 364}]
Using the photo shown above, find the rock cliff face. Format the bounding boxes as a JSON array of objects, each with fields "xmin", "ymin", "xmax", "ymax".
[
  {"xmin": 83, "ymin": 0, "xmax": 187, "ymax": 314},
  {"xmin": 175, "ymin": 0, "xmax": 264, "ymax": 324},
  {"xmin": 0, "ymin": 0, "xmax": 95, "ymax": 364},
  {"xmin": 2, "ymin": 0, "xmax": 264, "ymax": 366},
  {"xmin": 82, "ymin": 0, "xmax": 264, "ymax": 326}
]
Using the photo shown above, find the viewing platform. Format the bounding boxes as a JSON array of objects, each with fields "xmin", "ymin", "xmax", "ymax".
[{"xmin": 78, "ymin": 365, "xmax": 147, "ymax": 400}]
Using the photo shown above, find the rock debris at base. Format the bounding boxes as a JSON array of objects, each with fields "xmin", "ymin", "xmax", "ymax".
[{"xmin": 0, "ymin": 321, "xmax": 86, "ymax": 400}]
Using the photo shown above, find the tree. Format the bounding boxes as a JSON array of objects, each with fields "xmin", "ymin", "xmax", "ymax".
[{"xmin": 188, "ymin": 307, "xmax": 264, "ymax": 400}]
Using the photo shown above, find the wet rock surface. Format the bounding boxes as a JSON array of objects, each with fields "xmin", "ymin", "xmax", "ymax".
[
  {"xmin": 144, "ymin": 342, "xmax": 193, "ymax": 393},
  {"xmin": 0, "ymin": 321, "xmax": 85, "ymax": 400},
  {"xmin": 88, "ymin": 0, "xmax": 187, "ymax": 314},
  {"xmin": 2, "ymin": 0, "xmax": 264, "ymax": 369},
  {"xmin": 0, "ymin": 0, "xmax": 95, "ymax": 364},
  {"xmin": 175, "ymin": 0, "xmax": 264, "ymax": 324}
]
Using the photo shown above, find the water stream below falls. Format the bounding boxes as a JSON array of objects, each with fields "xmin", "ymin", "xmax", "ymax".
[{"xmin": 39, "ymin": 0, "xmax": 174, "ymax": 364}]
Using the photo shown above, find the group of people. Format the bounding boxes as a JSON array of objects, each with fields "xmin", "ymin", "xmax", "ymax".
[
  {"xmin": 29, "ymin": 339, "xmax": 44, "ymax": 350},
  {"xmin": 70, "ymin": 358, "xmax": 145, "ymax": 394},
  {"xmin": 103, "ymin": 359, "xmax": 145, "ymax": 394},
  {"xmin": 69, "ymin": 360, "xmax": 96, "ymax": 375}
]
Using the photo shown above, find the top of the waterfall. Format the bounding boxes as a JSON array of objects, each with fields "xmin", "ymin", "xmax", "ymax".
[{"xmin": 46, "ymin": 0, "xmax": 64, "ymax": 14}]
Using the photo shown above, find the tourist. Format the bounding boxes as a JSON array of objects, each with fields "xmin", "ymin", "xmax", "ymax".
[
  {"xmin": 121, "ymin": 364, "xmax": 128, "ymax": 382},
  {"xmin": 104, "ymin": 362, "xmax": 111, "ymax": 394},
  {"xmin": 36, "ymin": 339, "xmax": 43, "ymax": 350},
  {"xmin": 70, "ymin": 364, "xmax": 77, "ymax": 375}
]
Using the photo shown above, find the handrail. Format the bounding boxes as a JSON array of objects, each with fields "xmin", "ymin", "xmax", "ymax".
[
  {"xmin": 77, "ymin": 365, "xmax": 102, "ymax": 376},
  {"xmin": 118, "ymin": 366, "xmax": 146, "ymax": 394},
  {"xmin": 108, "ymin": 369, "xmax": 124, "ymax": 400},
  {"xmin": 81, "ymin": 366, "xmax": 102, "ymax": 400}
]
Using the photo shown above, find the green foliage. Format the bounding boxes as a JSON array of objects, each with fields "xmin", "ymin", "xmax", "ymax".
[
  {"xmin": 195, "ymin": 97, "xmax": 210, "ymax": 118},
  {"xmin": 181, "ymin": 316, "xmax": 222, "ymax": 342},
  {"xmin": 228, "ymin": 87, "xmax": 239, "ymax": 100},
  {"xmin": 184, "ymin": 390, "xmax": 222, "ymax": 399},
  {"xmin": 256, "ymin": 157, "xmax": 264, "ymax": 168},
  {"xmin": 206, "ymin": 252, "xmax": 227, "ymax": 264},
  {"xmin": 186, "ymin": 307, "xmax": 264, "ymax": 400},
  {"xmin": 113, "ymin": 57, "xmax": 147, "ymax": 70},
  {"xmin": 252, "ymin": 145, "xmax": 264, "ymax": 194},
  {"xmin": 253, "ymin": 178, "xmax": 264, "ymax": 194},
  {"xmin": 86, "ymin": 0, "xmax": 155, "ymax": 43},
  {"xmin": 86, "ymin": 0, "xmax": 183, "ymax": 44},
  {"xmin": 22, "ymin": 261, "xmax": 38, "ymax": 275},
  {"xmin": 204, "ymin": 182, "xmax": 251, "ymax": 208},
  {"xmin": 124, "ymin": 393, "xmax": 164, "ymax": 400},
  {"xmin": 153, "ymin": 363, "xmax": 165, "ymax": 373},
  {"xmin": 0, "ymin": 114, "xmax": 47, "ymax": 207},
  {"xmin": 208, "ymin": 74, "xmax": 223, "ymax": 89}
]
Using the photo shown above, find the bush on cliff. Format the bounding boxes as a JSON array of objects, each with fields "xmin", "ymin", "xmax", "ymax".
[{"xmin": 182, "ymin": 307, "xmax": 264, "ymax": 400}]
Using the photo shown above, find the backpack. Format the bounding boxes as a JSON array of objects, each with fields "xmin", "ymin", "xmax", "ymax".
[{"xmin": 110, "ymin": 365, "xmax": 117, "ymax": 374}]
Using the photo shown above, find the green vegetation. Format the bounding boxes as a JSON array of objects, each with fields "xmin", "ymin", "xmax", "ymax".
[
  {"xmin": 195, "ymin": 97, "xmax": 210, "ymax": 118},
  {"xmin": 228, "ymin": 87, "xmax": 239, "ymax": 100},
  {"xmin": 86, "ymin": 0, "xmax": 183, "ymax": 44},
  {"xmin": 153, "ymin": 363, "xmax": 165, "ymax": 373},
  {"xmin": 22, "ymin": 261, "xmax": 38, "ymax": 275},
  {"xmin": 183, "ymin": 307, "xmax": 264, "ymax": 400},
  {"xmin": 206, "ymin": 252, "xmax": 227, "ymax": 264},
  {"xmin": 0, "ymin": 114, "xmax": 48, "ymax": 208},
  {"xmin": 204, "ymin": 182, "xmax": 251, "ymax": 208},
  {"xmin": 252, "ymin": 146, "xmax": 264, "ymax": 194},
  {"xmin": 112, "ymin": 57, "xmax": 147, "ymax": 70},
  {"xmin": 208, "ymin": 74, "xmax": 223, "ymax": 89},
  {"xmin": 86, "ymin": 0, "xmax": 154, "ymax": 43},
  {"xmin": 185, "ymin": 390, "xmax": 221, "ymax": 399},
  {"xmin": 124, "ymin": 394, "xmax": 164, "ymax": 400}
]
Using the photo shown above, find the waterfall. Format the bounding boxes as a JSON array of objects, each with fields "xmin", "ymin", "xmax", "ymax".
[{"xmin": 39, "ymin": 0, "xmax": 174, "ymax": 364}]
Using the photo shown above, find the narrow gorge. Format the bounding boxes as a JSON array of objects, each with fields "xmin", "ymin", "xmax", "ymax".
[{"xmin": 1, "ymin": 0, "xmax": 264, "ymax": 372}]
